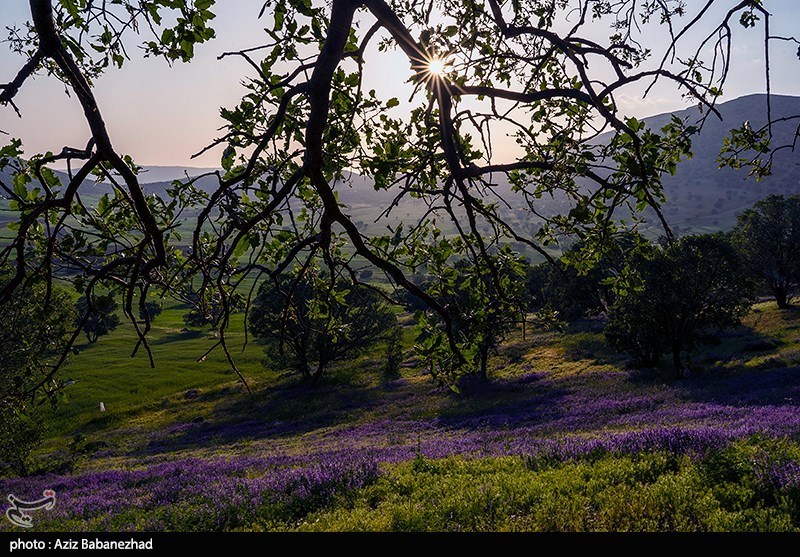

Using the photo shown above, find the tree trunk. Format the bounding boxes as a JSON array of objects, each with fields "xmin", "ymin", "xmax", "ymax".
[
  {"xmin": 312, "ymin": 362, "xmax": 326, "ymax": 382},
  {"xmin": 672, "ymin": 343, "xmax": 684, "ymax": 378},
  {"xmin": 775, "ymin": 286, "xmax": 790, "ymax": 309},
  {"xmin": 478, "ymin": 348, "xmax": 489, "ymax": 381}
]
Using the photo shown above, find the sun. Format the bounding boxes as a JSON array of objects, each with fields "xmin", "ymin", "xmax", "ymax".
[
  {"xmin": 427, "ymin": 57, "xmax": 448, "ymax": 78},
  {"xmin": 415, "ymin": 53, "xmax": 452, "ymax": 92}
]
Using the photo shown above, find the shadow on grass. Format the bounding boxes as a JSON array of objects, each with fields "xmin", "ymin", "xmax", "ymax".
[
  {"xmin": 621, "ymin": 320, "xmax": 800, "ymax": 409},
  {"xmin": 138, "ymin": 310, "xmax": 800, "ymax": 456},
  {"xmin": 151, "ymin": 329, "xmax": 206, "ymax": 345},
  {"xmin": 138, "ymin": 364, "xmax": 579, "ymax": 455},
  {"xmin": 675, "ymin": 365, "xmax": 800, "ymax": 407},
  {"xmin": 140, "ymin": 372, "xmax": 386, "ymax": 454},
  {"xmin": 623, "ymin": 322, "xmax": 785, "ymax": 383},
  {"xmin": 434, "ymin": 371, "xmax": 572, "ymax": 430}
]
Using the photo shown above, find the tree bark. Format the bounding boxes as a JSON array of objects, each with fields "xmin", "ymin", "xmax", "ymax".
[
  {"xmin": 672, "ymin": 342, "xmax": 683, "ymax": 378},
  {"xmin": 312, "ymin": 362, "xmax": 326, "ymax": 382},
  {"xmin": 29, "ymin": 0, "xmax": 166, "ymax": 273},
  {"xmin": 479, "ymin": 348, "xmax": 489, "ymax": 381},
  {"xmin": 774, "ymin": 285, "xmax": 790, "ymax": 309}
]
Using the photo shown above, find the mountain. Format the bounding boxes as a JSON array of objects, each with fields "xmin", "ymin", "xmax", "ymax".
[
  {"xmin": 637, "ymin": 94, "xmax": 800, "ymax": 234},
  {"xmin": 128, "ymin": 166, "xmax": 217, "ymax": 184},
  {"xmin": 330, "ymin": 94, "xmax": 800, "ymax": 237},
  {"xmin": 2, "ymin": 94, "xmax": 799, "ymax": 240},
  {"xmin": 0, "ymin": 165, "xmax": 218, "ymax": 193}
]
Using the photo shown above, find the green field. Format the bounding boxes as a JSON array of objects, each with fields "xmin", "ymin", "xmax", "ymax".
[{"xmin": 2, "ymin": 299, "xmax": 800, "ymax": 531}]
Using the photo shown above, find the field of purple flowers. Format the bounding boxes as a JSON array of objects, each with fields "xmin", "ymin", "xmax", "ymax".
[{"xmin": 2, "ymin": 303, "xmax": 800, "ymax": 531}]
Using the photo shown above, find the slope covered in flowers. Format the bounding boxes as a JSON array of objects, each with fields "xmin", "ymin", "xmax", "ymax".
[{"xmin": 2, "ymin": 303, "xmax": 800, "ymax": 531}]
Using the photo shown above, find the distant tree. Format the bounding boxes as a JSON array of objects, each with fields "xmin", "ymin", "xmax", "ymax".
[
  {"xmin": 605, "ymin": 234, "xmax": 754, "ymax": 376},
  {"xmin": 249, "ymin": 272, "xmax": 396, "ymax": 380},
  {"xmin": 180, "ymin": 288, "xmax": 244, "ymax": 330},
  {"xmin": 383, "ymin": 326, "xmax": 404, "ymax": 380},
  {"xmin": 525, "ymin": 260, "xmax": 606, "ymax": 322},
  {"xmin": 732, "ymin": 194, "xmax": 800, "ymax": 309},
  {"xmin": 138, "ymin": 300, "xmax": 163, "ymax": 323},
  {"xmin": 1, "ymin": 274, "xmax": 75, "ymax": 476},
  {"xmin": 525, "ymin": 234, "xmax": 648, "ymax": 321},
  {"xmin": 397, "ymin": 288, "xmax": 429, "ymax": 312},
  {"xmin": 75, "ymin": 292, "xmax": 120, "ymax": 343},
  {"xmin": 418, "ymin": 245, "xmax": 526, "ymax": 381}
]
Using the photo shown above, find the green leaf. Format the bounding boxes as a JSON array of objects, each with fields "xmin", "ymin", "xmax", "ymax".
[
  {"xmin": 59, "ymin": 0, "xmax": 80, "ymax": 19},
  {"xmin": 0, "ymin": 138, "xmax": 23, "ymax": 161},
  {"xmin": 274, "ymin": 2, "xmax": 286, "ymax": 31},
  {"xmin": 12, "ymin": 173, "xmax": 30, "ymax": 199},
  {"xmin": 97, "ymin": 194, "xmax": 110, "ymax": 215},
  {"xmin": 221, "ymin": 145, "xmax": 236, "ymax": 171},
  {"xmin": 233, "ymin": 236, "xmax": 249, "ymax": 258}
]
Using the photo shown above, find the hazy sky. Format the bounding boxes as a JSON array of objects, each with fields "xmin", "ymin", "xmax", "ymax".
[{"xmin": 1, "ymin": 1, "xmax": 799, "ymax": 168}]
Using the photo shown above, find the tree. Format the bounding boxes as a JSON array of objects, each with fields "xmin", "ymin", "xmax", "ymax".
[
  {"xmin": 417, "ymin": 243, "xmax": 526, "ymax": 382},
  {"xmin": 0, "ymin": 272, "xmax": 75, "ymax": 476},
  {"xmin": 249, "ymin": 271, "xmax": 396, "ymax": 380},
  {"xmin": 383, "ymin": 326, "xmax": 404, "ymax": 380},
  {"xmin": 180, "ymin": 287, "xmax": 244, "ymax": 330},
  {"xmin": 1, "ymin": 1, "xmax": 794, "ymax": 384},
  {"xmin": 139, "ymin": 300, "xmax": 163, "ymax": 323},
  {"xmin": 75, "ymin": 292, "xmax": 120, "ymax": 343},
  {"xmin": 732, "ymin": 194, "xmax": 800, "ymax": 309},
  {"xmin": 524, "ymin": 233, "xmax": 651, "ymax": 323},
  {"xmin": 605, "ymin": 234, "xmax": 754, "ymax": 376}
]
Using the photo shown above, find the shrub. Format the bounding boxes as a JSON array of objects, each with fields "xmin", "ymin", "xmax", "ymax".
[
  {"xmin": 249, "ymin": 271, "xmax": 396, "ymax": 380},
  {"xmin": 605, "ymin": 234, "xmax": 754, "ymax": 375}
]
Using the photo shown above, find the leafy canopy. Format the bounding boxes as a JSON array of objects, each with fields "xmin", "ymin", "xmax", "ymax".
[
  {"xmin": 0, "ymin": 272, "xmax": 75, "ymax": 475},
  {"xmin": 732, "ymin": 194, "xmax": 800, "ymax": 309},
  {"xmin": 249, "ymin": 269, "xmax": 396, "ymax": 379},
  {"xmin": 605, "ymin": 234, "xmax": 755, "ymax": 374},
  {"xmin": 0, "ymin": 0, "xmax": 795, "ymax": 388}
]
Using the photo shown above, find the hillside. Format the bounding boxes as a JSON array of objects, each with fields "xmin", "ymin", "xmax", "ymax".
[
  {"xmin": 3, "ymin": 300, "xmax": 800, "ymax": 531},
  {"xmin": 644, "ymin": 94, "xmax": 800, "ymax": 234},
  {"xmin": 313, "ymin": 94, "xmax": 800, "ymax": 237},
  {"xmin": 2, "ymin": 94, "xmax": 799, "ymax": 242}
]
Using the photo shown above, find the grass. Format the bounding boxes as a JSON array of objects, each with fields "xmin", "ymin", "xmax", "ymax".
[
  {"xmin": 292, "ymin": 441, "xmax": 800, "ymax": 532},
  {"xmin": 43, "ymin": 300, "xmax": 273, "ymax": 438},
  {"xmin": 3, "ymin": 300, "xmax": 800, "ymax": 531}
]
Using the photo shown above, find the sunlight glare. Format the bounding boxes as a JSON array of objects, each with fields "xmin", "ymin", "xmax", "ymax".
[{"xmin": 427, "ymin": 57, "xmax": 447, "ymax": 78}]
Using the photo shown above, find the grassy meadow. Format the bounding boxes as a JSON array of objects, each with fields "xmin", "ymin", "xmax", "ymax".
[{"xmin": 1, "ymin": 299, "xmax": 800, "ymax": 531}]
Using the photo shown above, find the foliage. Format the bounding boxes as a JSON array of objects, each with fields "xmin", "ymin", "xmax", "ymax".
[
  {"xmin": 524, "ymin": 261, "xmax": 601, "ymax": 321},
  {"xmin": 75, "ymin": 292, "xmax": 121, "ymax": 343},
  {"xmin": 383, "ymin": 326, "xmax": 404, "ymax": 380},
  {"xmin": 249, "ymin": 271, "xmax": 396, "ymax": 380},
  {"xmin": 0, "ymin": 274, "xmax": 75, "ymax": 476},
  {"xmin": 139, "ymin": 300, "xmax": 163, "ymax": 323},
  {"xmin": 524, "ymin": 234, "xmax": 650, "ymax": 321},
  {"xmin": 2, "ymin": 1, "xmax": 791, "ymax": 381},
  {"xmin": 0, "ymin": 409, "xmax": 46, "ymax": 478},
  {"xmin": 415, "ymin": 243, "xmax": 527, "ymax": 382},
  {"xmin": 180, "ymin": 287, "xmax": 244, "ymax": 330},
  {"xmin": 732, "ymin": 194, "xmax": 800, "ymax": 309},
  {"xmin": 605, "ymin": 234, "xmax": 755, "ymax": 374}
]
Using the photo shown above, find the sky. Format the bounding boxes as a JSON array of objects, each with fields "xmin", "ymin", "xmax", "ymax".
[{"xmin": 1, "ymin": 1, "xmax": 799, "ymax": 168}]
